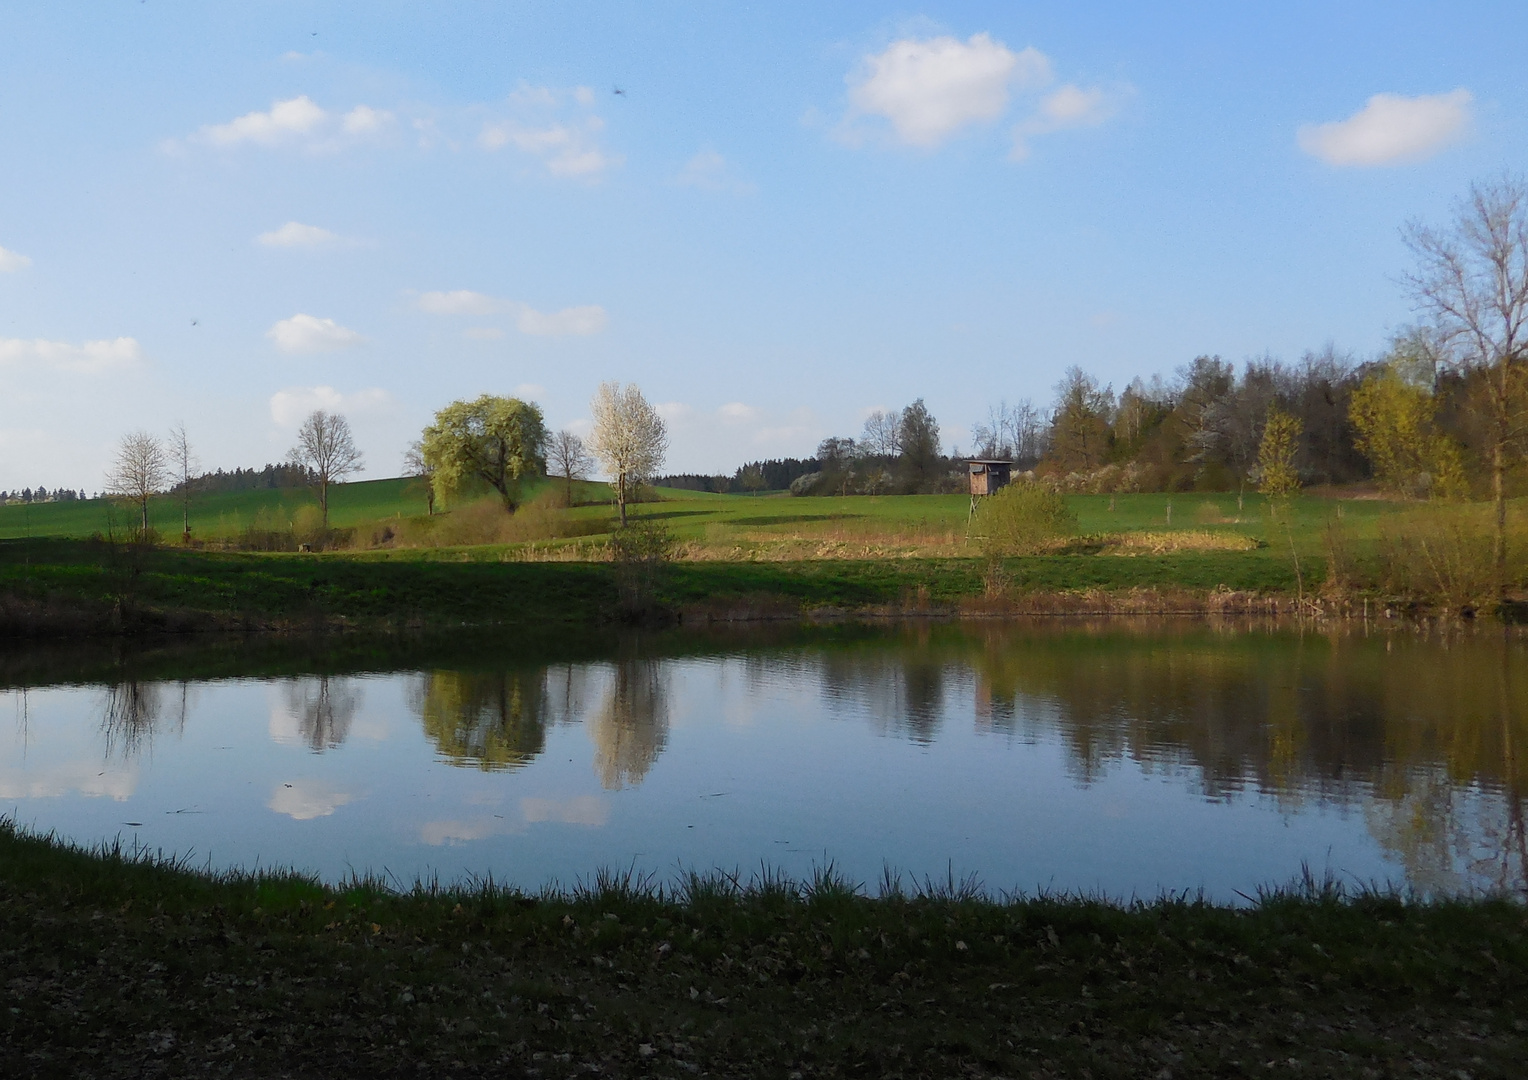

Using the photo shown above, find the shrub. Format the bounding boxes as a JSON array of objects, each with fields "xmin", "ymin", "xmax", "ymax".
[
  {"xmin": 609, "ymin": 518, "xmax": 676, "ymax": 618},
  {"xmin": 974, "ymin": 482, "xmax": 1078, "ymax": 556},
  {"xmin": 1375, "ymin": 502, "xmax": 1525, "ymax": 610}
]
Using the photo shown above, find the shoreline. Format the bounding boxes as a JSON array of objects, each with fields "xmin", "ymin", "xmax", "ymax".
[{"xmin": 3, "ymin": 819, "xmax": 1524, "ymax": 1078}]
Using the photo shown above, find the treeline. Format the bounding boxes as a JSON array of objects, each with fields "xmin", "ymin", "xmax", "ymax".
[
  {"xmin": 0, "ymin": 487, "xmax": 89, "ymax": 505},
  {"xmin": 656, "ymin": 458, "xmax": 820, "ymax": 494},
  {"xmin": 173, "ymin": 463, "xmax": 316, "ymax": 495},
  {"xmin": 1011, "ymin": 347, "xmax": 1370, "ymax": 496}
]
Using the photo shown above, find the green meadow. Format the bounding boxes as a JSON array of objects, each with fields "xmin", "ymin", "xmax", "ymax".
[{"xmin": 0, "ymin": 476, "xmax": 1405, "ymax": 555}]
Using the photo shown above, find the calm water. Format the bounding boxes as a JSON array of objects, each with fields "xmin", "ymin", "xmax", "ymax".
[{"xmin": 3, "ymin": 621, "xmax": 1525, "ymax": 901}]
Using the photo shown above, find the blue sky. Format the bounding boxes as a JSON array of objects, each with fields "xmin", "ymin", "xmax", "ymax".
[{"xmin": 2, "ymin": 1, "xmax": 1525, "ymax": 489}]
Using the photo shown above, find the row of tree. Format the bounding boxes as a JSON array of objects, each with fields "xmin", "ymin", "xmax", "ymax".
[
  {"xmin": 0, "ymin": 487, "xmax": 88, "ymax": 504},
  {"xmin": 410, "ymin": 381, "xmax": 668, "ymax": 527}
]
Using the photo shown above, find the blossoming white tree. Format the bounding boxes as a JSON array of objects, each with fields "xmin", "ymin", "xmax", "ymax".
[{"xmin": 587, "ymin": 382, "xmax": 667, "ymax": 527}]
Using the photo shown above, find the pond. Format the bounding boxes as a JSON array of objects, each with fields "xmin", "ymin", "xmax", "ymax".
[{"xmin": 2, "ymin": 619, "xmax": 1525, "ymax": 901}]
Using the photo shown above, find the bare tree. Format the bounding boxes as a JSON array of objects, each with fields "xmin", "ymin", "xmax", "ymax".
[
  {"xmin": 859, "ymin": 409, "xmax": 901, "ymax": 458},
  {"xmin": 1404, "ymin": 175, "xmax": 1528, "ymax": 594},
  {"xmin": 289, "ymin": 410, "xmax": 364, "ymax": 528},
  {"xmin": 587, "ymin": 382, "xmax": 668, "ymax": 527},
  {"xmin": 106, "ymin": 430, "xmax": 169, "ymax": 536},
  {"xmin": 547, "ymin": 429, "xmax": 594, "ymax": 506},
  {"xmin": 403, "ymin": 439, "xmax": 435, "ymax": 515},
  {"xmin": 166, "ymin": 421, "xmax": 197, "ymax": 542}
]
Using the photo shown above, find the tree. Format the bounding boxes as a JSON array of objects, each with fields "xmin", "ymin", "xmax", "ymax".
[
  {"xmin": 1349, "ymin": 345, "xmax": 1468, "ymax": 499},
  {"xmin": 402, "ymin": 440, "xmax": 436, "ymax": 515},
  {"xmin": 859, "ymin": 409, "xmax": 900, "ymax": 458},
  {"xmin": 897, "ymin": 399, "xmax": 942, "ymax": 489},
  {"xmin": 587, "ymin": 382, "xmax": 668, "ymax": 527},
  {"xmin": 106, "ymin": 430, "xmax": 169, "ymax": 536},
  {"xmin": 738, "ymin": 463, "xmax": 765, "ymax": 495},
  {"xmin": 288, "ymin": 410, "xmax": 363, "ymax": 528},
  {"xmin": 421, "ymin": 395, "xmax": 546, "ymax": 514},
  {"xmin": 1048, "ymin": 367, "xmax": 1114, "ymax": 470},
  {"xmin": 167, "ymin": 421, "xmax": 196, "ymax": 542},
  {"xmin": 1257, "ymin": 404, "xmax": 1303, "ymax": 500},
  {"xmin": 546, "ymin": 429, "xmax": 594, "ymax": 506},
  {"xmin": 1403, "ymin": 175, "xmax": 1528, "ymax": 595}
]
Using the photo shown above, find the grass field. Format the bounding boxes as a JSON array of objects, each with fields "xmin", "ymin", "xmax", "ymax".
[
  {"xmin": 2, "ymin": 483, "xmax": 1522, "ymax": 634},
  {"xmin": 0, "ymin": 476, "xmax": 1410, "ymax": 558}
]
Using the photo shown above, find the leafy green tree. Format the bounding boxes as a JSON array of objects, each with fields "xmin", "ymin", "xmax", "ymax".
[
  {"xmin": 1349, "ymin": 355, "xmax": 1468, "ymax": 499},
  {"xmin": 1257, "ymin": 404, "xmax": 1303, "ymax": 500},
  {"xmin": 897, "ymin": 399, "xmax": 942, "ymax": 489},
  {"xmin": 421, "ymin": 395, "xmax": 547, "ymax": 513}
]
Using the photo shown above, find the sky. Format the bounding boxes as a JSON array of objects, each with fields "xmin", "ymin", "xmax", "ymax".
[{"xmin": 2, "ymin": 1, "xmax": 1526, "ymax": 490}]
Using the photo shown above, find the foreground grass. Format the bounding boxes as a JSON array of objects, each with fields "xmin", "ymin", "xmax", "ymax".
[{"xmin": 2, "ymin": 822, "xmax": 1525, "ymax": 1078}]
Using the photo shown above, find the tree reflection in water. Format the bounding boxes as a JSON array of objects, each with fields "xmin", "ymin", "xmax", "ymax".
[
  {"xmin": 99, "ymin": 680, "xmax": 163, "ymax": 760},
  {"xmin": 589, "ymin": 659, "xmax": 669, "ymax": 790},
  {"xmin": 281, "ymin": 677, "xmax": 360, "ymax": 752},
  {"xmin": 810, "ymin": 620, "xmax": 1527, "ymax": 895},
  {"xmin": 412, "ymin": 670, "xmax": 555, "ymax": 771},
  {"xmin": 397, "ymin": 620, "xmax": 1523, "ymax": 894}
]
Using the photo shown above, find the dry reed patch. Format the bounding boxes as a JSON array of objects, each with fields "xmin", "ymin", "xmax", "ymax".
[
  {"xmin": 1099, "ymin": 529, "xmax": 1259, "ymax": 556},
  {"xmin": 679, "ymin": 528, "xmax": 972, "ymax": 561}
]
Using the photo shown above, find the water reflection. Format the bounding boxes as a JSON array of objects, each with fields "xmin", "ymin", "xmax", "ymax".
[
  {"xmin": 412, "ymin": 670, "xmax": 552, "ymax": 770},
  {"xmin": 589, "ymin": 659, "xmax": 669, "ymax": 790},
  {"xmin": 99, "ymin": 680, "xmax": 166, "ymax": 759},
  {"xmin": 278, "ymin": 677, "xmax": 359, "ymax": 752},
  {"xmin": 15, "ymin": 620, "xmax": 1523, "ymax": 896}
]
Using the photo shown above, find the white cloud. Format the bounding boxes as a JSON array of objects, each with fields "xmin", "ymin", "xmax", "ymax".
[
  {"xmin": 269, "ymin": 385, "xmax": 393, "ymax": 426},
  {"xmin": 478, "ymin": 83, "xmax": 620, "ymax": 178},
  {"xmin": 847, "ymin": 32, "xmax": 1051, "ymax": 147},
  {"xmin": 655, "ymin": 402, "xmax": 693, "ymax": 423},
  {"xmin": 199, "ymin": 95, "xmax": 328, "ymax": 146},
  {"xmin": 0, "ymin": 336, "xmax": 142, "ymax": 374},
  {"xmin": 189, "ymin": 95, "xmax": 393, "ymax": 151},
  {"xmin": 341, "ymin": 104, "xmax": 393, "ymax": 135},
  {"xmin": 266, "ymin": 313, "xmax": 365, "ymax": 353},
  {"xmin": 480, "ymin": 118, "xmax": 615, "ymax": 176},
  {"xmin": 1298, "ymin": 90, "xmax": 1472, "ymax": 167},
  {"xmin": 514, "ymin": 303, "xmax": 607, "ymax": 336},
  {"xmin": 416, "ymin": 291, "xmax": 608, "ymax": 336},
  {"xmin": 0, "ymin": 245, "xmax": 31, "ymax": 272},
  {"xmin": 268, "ymin": 778, "xmax": 354, "ymax": 821},
  {"xmin": 1011, "ymin": 83, "xmax": 1125, "ymax": 159},
  {"xmin": 255, "ymin": 221, "xmax": 341, "ymax": 248},
  {"xmin": 676, "ymin": 150, "xmax": 756, "ymax": 194},
  {"xmin": 718, "ymin": 402, "xmax": 759, "ymax": 421},
  {"xmin": 415, "ymin": 289, "xmax": 503, "ymax": 315}
]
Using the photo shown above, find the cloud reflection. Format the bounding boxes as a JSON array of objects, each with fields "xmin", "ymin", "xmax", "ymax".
[{"xmin": 267, "ymin": 778, "xmax": 355, "ymax": 820}]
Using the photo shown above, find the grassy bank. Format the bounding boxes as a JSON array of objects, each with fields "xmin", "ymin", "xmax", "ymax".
[
  {"xmin": 0, "ymin": 536, "xmax": 1309, "ymax": 637},
  {"xmin": 2, "ymin": 821, "xmax": 1525, "ymax": 1078}
]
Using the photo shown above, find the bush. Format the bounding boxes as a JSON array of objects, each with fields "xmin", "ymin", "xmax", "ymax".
[
  {"xmin": 609, "ymin": 518, "xmax": 676, "ymax": 619},
  {"xmin": 385, "ymin": 489, "xmax": 605, "ymax": 549},
  {"xmin": 974, "ymin": 483, "xmax": 1079, "ymax": 556},
  {"xmin": 1376, "ymin": 503, "xmax": 1526, "ymax": 610}
]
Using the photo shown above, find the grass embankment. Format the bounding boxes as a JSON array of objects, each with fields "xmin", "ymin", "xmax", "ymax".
[
  {"xmin": 0, "ymin": 535, "xmax": 1306, "ymax": 638},
  {"xmin": 3, "ymin": 822, "xmax": 1525, "ymax": 1078}
]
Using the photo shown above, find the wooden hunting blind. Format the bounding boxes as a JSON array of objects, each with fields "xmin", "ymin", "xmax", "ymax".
[{"xmin": 967, "ymin": 459, "xmax": 1012, "ymax": 497}]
